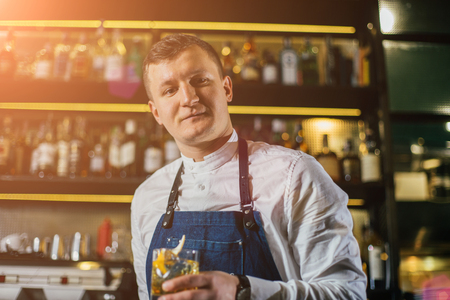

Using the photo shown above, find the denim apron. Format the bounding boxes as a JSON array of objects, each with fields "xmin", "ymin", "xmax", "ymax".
[{"xmin": 145, "ymin": 138, "xmax": 282, "ymax": 296}]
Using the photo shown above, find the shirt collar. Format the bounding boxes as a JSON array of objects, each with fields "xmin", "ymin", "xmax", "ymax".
[{"xmin": 181, "ymin": 129, "xmax": 239, "ymax": 173}]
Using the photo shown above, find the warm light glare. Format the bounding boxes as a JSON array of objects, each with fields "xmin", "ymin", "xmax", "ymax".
[
  {"xmin": 77, "ymin": 262, "xmax": 101, "ymax": 270},
  {"xmin": 315, "ymin": 119, "xmax": 335, "ymax": 131},
  {"xmin": 380, "ymin": 8, "xmax": 395, "ymax": 33}
]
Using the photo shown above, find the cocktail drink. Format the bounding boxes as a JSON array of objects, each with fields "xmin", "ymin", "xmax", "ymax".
[{"xmin": 151, "ymin": 248, "xmax": 199, "ymax": 299}]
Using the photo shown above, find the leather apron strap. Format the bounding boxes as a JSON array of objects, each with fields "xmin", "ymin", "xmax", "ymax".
[{"xmin": 161, "ymin": 137, "xmax": 256, "ymax": 230}]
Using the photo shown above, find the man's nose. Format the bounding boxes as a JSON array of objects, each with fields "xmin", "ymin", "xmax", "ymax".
[{"xmin": 180, "ymin": 84, "xmax": 199, "ymax": 106}]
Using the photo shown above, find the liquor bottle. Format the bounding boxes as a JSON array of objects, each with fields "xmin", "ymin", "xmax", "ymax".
[
  {"xmin": 0, "ymin": 116, "xmax": 13, "ymax": 175},
  {"xmin": 316, "ymin": 134, "xmax": 341, "ymax": 181},
  {"xmin": 325, "ymin": 35, "xmax": 338, "ymax": 86},
  {"xmin": 299, "ymin": 37, "xmax": 319, "ymax": 86},
  {"xmin": 261, "ymin": 49, "xmax": 278, "ymax": 85},
  {"xmin": 34, "ymin": 42, "xmax": 53, "ymax": 80},
  {"xmin": 106, "ymin": 125, "xmax": 122, "ymax": 178},
  {"xmin": 56, "ymin": 117, "xmax": 71, "ymax": 177},
  {"xmin": 104, "ymin": 29, "xmax": 126, "ymax": 82},
  {"xmin": 0, "ymin": 30, "xmax": 17, "ymax": 78},
  {"xmin": 120, "ymin": 119, "xmax": 138, "ymax": 178},
  {"xmin": 68, "ymin": 116, "xmax": 86, "ymax": 178},
  {"xmin": 71, "ymin": 33, "xmax": 91, "ymax": 80},
  {"xmin": 293, "ymin": 121, "xmax": 308, "ymax": 153},
  {"xmin": 361, "ymin": 222, "xmax": 387, "ymax": 290},
  {"xmin": 220, "ymin": 41, "xmax": 235, "ymax": 80},
  {"xmin": 126, "ymin": 36, "xmax": 144, "ymax": 82},
  {"xmin": 143, "ymin": 124, "xmax": 164, "ymax": 176},
  {"xmin": 53, "ymin": 33, "xmax": 71, "ymax": 81},
  {"xmin": 89, "ymin": 131, "xmax": 107, "ymax": 177},
  {"xmin": 279, "ymin": 37, "xmax": 298, "ymax": 86},
  {"xmin": 14, "ymin": 121, "xmax": 32, "ymax": 176},
  {"xmin": 91, "ymin": 26, "xmax": 108, "ymax": 82},
  {"xmin": 341, "ymin": 139, "xmax": 361, "ymax": 183},
  {"xmin": 361, "ymin": 129, "xmax": 381, "ymax": 183},
  {"xmin": 36, "ymin": 116, "xmax": 57, "ymax": 179},
  {"xmin": 240, "ymin": 35, "xmax": 260, "ymax": 82},
  {"xmin": 163, "ymin": 129, "xmax": 180, "ymax": 165}
]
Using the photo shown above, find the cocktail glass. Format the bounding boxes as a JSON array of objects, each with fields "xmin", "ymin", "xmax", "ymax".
[{"xmin": 151, "ymin": 248, "xmax": 199, "ymax": 299}]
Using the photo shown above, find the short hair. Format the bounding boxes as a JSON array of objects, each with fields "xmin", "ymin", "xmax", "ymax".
[{"xmin": 142, "ymin": 33, "xmax": 224, "ymax": 100}]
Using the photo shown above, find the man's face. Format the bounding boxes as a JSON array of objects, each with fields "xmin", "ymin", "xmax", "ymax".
[{"xmin": 146, "ymin": 45, "xmax": 233, "ymax": 148}]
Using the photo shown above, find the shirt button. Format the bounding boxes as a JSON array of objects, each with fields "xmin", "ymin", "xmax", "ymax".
[{"xmin": 199, "ymin": 184, "xmax": 205, "ymax": 191}]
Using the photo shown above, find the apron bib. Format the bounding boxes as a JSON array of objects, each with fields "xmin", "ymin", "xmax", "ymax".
[{"xmin": 145, "ymin": 138, "xmax": 282, "ymax": 297}]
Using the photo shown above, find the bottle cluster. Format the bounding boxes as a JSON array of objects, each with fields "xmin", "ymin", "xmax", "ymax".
[
  {"xmin": 0, "ymin": 115, "xmax": 180, "ymax": 180},
  {"xmin": 236, "ymin": 117, "xmax": 382, "ymax": 184},
  {"xmin": 0, "ymin": 28, "xmax": 145, "ymax": 82},
  {"xmin": 220, "ymin": 35, "xmax": 372, "ymax": 87}
]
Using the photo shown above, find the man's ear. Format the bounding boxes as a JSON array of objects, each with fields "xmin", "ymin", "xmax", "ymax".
[
  {"xmin": 148, "ymin": 100, "xmax": 163, "ymax": 125},
  {"xmin": 223, "ymin": 76, "xmax": 233, "ymax": 103}
]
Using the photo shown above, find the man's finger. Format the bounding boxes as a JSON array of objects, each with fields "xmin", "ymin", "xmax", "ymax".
[{"xmin": 162, "ymin": 274, "xmax": 211, "ymax": 292}]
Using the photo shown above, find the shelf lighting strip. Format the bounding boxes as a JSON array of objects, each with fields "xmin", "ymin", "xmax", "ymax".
[
  {"xmin": 0, "ymin": 193, "xmax": 364, "ymax": 205},
  {"xmin": 0, "ymin": 193, "xmax": 133, "ymax": 203},
  {"xmin": 0, "ymin": 103, "xmax": 361, "ymax": 117},
  {"xmin": 0, "ymin": 20, "xmax": 355, "ymax": 34}
]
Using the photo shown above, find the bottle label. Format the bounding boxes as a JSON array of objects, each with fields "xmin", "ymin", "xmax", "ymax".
[
  {"xmin": 90, "ymin": 156, "xmax": 105, "ymax": 172},
  {"xmin": 120, "ymin": 141, "xmax": 136, "ymax": 167},
  {"xmin": 361, "ymin": 153, "xmax": 381, "ymax": 182},
  {"xmin": 144, "ymin": 147, "xmax": 163, "ymax": 173},
  {"xmin": 317, "ymin": 156, "xmax": 340, "ymax": 181},
  {"xmin": 262, "ymin": 64, "xmax": 278, "ymax": 84},
  {"xmin": 109, "ymin": 144, "xmax": 121, "ymax": 168},
  {"xmin": 105, "ymin": 55, "xmax": 124, "ymax": 81},
  {"xmin": 368, "ymin": 245, "xmax": 383, "ymax": 280},
  {"xmin": 35, "ymin": 60, "xmax": 52, "ymax": 79},
  {"xmin": 38, "ymin": 142, "xmax": 56, "ymax": 168},
  {"xmin": 57, "ymin": 141, "xmax": 70, "ymax": 176}
]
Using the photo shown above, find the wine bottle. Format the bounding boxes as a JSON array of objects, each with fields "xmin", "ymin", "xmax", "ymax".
[{"xmin": 299, "ymin": 37, "xmax": 319, "ymax": 86}]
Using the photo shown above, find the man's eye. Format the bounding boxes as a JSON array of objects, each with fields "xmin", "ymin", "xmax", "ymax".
[
  {"xmin": 164, "ymin": 88, "xmax": 176, "ymax": 96},
  {"xmin": 192, "ymin": 78, "xmax": 209, "ymax": 85}
]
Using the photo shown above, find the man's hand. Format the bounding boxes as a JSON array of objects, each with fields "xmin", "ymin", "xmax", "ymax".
[{"xmin": 158, "ymin": 271, "xmax": 240, "ymax": 300}]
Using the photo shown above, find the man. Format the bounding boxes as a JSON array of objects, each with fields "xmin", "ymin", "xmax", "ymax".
[{"xmin": 131, "ymin": 33, "xmax": 366, "ymax": 300}]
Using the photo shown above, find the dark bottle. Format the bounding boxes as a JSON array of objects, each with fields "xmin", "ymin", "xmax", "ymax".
[
  {"xmin": 126, "ymin": 36, "xmax": 144, "ymax": 83},
  {"xmin": 0, "ymin": 30, "xmax": 17, "ymax": 78},
  {"xmin": 36, "ymin": 116, "xmax": 57, "ymax": 179},
  {"xmin": 15, "ymin": 121, "xmax": 32, "ymax": 176},
  {"xmin": 299, "ymin": 37, "xmax": 319, "ymax": 86},
  {"xmin": 316, "ymin": 134, "xmax": 341, "ymax": 182},
  {"xmin": 341, "ymin": 139, "xmax": 361, "ymax": 183}
]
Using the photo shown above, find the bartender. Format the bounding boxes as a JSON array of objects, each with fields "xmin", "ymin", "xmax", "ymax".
[{"xmin": 131, "ymin": 34, "xmax": 366, "ymax": 300}]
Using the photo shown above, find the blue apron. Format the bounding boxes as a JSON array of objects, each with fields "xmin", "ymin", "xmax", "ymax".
[{"xmin": 145, "ymin": 138, "xmax": 282, "ymax": 296}]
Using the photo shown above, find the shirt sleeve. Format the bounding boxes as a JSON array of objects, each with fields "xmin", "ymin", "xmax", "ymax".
[
  {"xmin": 131, "ymin": 192, "xmax": 150, "ymax": 300},
  {"xmin": 248, "ymin": 154, "xmax": 367, "ymax": 300}
]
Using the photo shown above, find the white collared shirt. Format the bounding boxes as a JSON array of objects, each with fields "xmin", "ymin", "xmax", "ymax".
[{"xmin": 131, "ymin": 130, "xmax": 366, "ymax": 300}]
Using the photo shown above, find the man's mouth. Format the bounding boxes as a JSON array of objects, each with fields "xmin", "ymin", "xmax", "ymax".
[{"xmin": 183, "ymin": 111, "xmax": 205, "ymax": 121}]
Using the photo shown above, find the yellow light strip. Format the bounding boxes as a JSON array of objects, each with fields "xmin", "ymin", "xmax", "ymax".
[
  {"xmin": 103, "ymin": 20, "xmax": 355, "ymax": 34},
  {"xmin": 347, "ymin": 199, "xmax": 365, "ymax": 206},
  {"xmin": 0, "ymin": 20, "xmax": 355, "ymax": 34},
  {"xmin": 0, "ymin": 103, "xmax": 361, "ymax": 116},
  {"xmin": 0, "ymin": 193, "xmax": 133, "ymax": 203},
  {"xmin": 0, "ymin": 20, "xmax": 102, "ymax": 28},
  {"xmin": 228, "ymin": 106, "xmax": 361, "ymax": 117},
  {"xmin": 0, "ymin": 193, "xmax": 363, "ymax": 206}
]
